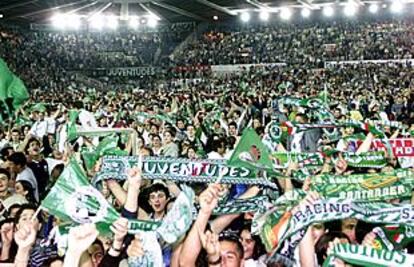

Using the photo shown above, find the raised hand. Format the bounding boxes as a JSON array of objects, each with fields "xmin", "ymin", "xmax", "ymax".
[
  {"xmin": 110, "ymin": 217, "xmax": 129, "ymax": 243},
  {"xmin": 14, "ymin": 222, "xmax": 37, "ymax": 250},
  {"xmin": 200, "ymin": 230, "xmax": 220, "ymax": 260},
  {"xmin": 127, "ymin": 167, "xmax": 142, "ymax": 189},
  {"xmin": 334, "ymin": 158, "xmax": 348, "ymax": 175},
  {"xmin": 127, "ymin": 235, "xmax": 145, "ymax": 258},
  {"xmin": 362, "ymin": 232, "xmax": 377, "ymax": 247},
  {"xmin": 198, "ymin": 184, "xmax": 223, "ymax": 215},
  {"xmin": 1, "ymin": 222, "xmax": 14, "ymax": 246},
  {"xmin": 67, "ymin": 223, "xmax": 99, "ymax": 256}
]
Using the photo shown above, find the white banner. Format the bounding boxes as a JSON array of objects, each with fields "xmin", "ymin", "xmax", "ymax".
[
  {"xmin": 106, "ymin": 67, "xmax": 160, "ymax": 77},
  {"xmin": 325, "ymin": 59, "xmax": 414, "ymax": 68},
  {"xmin": 211, "ymin": 63, "xmax": 286, "ymax": 74}
]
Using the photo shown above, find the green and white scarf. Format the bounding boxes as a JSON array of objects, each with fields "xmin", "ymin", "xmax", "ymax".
[
  {"xmin": 311, "ymin": 169, "xmax": 414, "ymax": 202},
  {"xmin": 210, "ymin": 196, "xmax": 272, "ymax": 215},
  {"xmin": 260, "ymin": 198, "xmax": 414, "ymax": 253},
  {"xmin": 341, "ymin": 151, "xmax": 387, "ymax": 168},
  {"xmin": 372, "ymin": 225, "xmax": 414, "ymax": 251},
  {"xmin": 94, "ymin": 156, "xmax": 276, "ymax": 188},
  {"xmin": 323, "ymin": 243, "xmax": 414, "ymax": 267},
  {"xmin": 135, "ymin": 112, "xmax": 175, "ymax": 125},
  {"xmin": 272, "ymin": 152, "xmax": 325, "ymax": 169}
]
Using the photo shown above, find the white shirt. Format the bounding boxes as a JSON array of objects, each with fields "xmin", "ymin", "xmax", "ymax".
[
  {"xmin": 291, "ymin": 132, "xmax": 304, "ymax": 152},
  {"xmin": 16, "ymin": 167, "xmax": 39, "ymax": 201},
  {"xmin": 207, "ymin": 151, "xmax": 225, "ymax": 160},
  {"xmin": 30, "ymin": 120, "xmax": 48, "ymax": 138},
  {"xmin": 79, "ymin": 109, "xmax": 98, "ymax": 129},
  {"xmin": 0, "ymin": 139, "xmax": 8, "ymax": 150}
]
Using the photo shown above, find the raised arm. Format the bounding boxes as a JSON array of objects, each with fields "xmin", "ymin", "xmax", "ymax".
[
  {"xmin": 63, "ymin": 224, "xmax": 99, "ymax": 267},
  {"xmin": 124, "ymin": 167, "xmax": 142, "ymax": 214},
  {"xmin": 14, "ymin": 222, "xmax": 38, "ymax": 267},
  {"xmin": 179, "ymin": 184, "xmax": 222, "ymax": 267}
]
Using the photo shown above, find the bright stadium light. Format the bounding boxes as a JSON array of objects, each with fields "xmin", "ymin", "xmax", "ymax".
[
  {"xmin": 129, "ymin": 16, "xmax": 139, "ymax": 29},
  {"xmin": 323, "ymin": 6, "xmax": 334, "ymax": 17},
  {"xmin": 106, "ymin": 15, "xmax": 119, "ymax": 29},
  {"xmin": 368, "ymin": 3, "xmax": 379, "ymax": 13},
  {"xmin": 213, "ymin": 15, "xmax": 218, "ymax": 20},
  {"xmin": 51, "ymin": 13, "xmax": 67, "ymax": 29},
  {"xmin": 240, "ymin": 12, "xmax": 250, "ymax": 22},
  {"xmin": 344, "ymin": 3, "xmax": 358, "ymax": 17},
  {"xmin": 67, "ymin": 14, "xmax": 81, "ymax": 29},
  {"xmin": 89, "ymin": 15, "xmax": 104, "ymax": 30},
  {"xmin": 390, "ymin": 1, "xmax": 403, "ymax": 13},
  {"xmin": 148, "ymin": 16, "xmax": 158, "ymax": 28},
  {"xmin": 259, "ymin": 10, "xmax": 270, "ymax": 21},
  {"xmin": 280, "ymin": 7, "xmax": 292, "ymax": 20},
  {"xmin": 301, "ymin": 8, "xmax": 311, "ymax": 18}
]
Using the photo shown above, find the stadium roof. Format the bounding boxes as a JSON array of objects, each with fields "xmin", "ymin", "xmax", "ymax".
[{"xmin": 0, "ymin": 0, "xmax": 379, "ymax": 24}]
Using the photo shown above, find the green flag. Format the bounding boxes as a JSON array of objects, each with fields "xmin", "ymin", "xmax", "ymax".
[
  {"xmin": 0, "ymin": 58, "xmax": 29, "ymax": 117},
  {"xmin": 81, "ymin": 135, "xmax": 128, "ymax": 171},
  {"xmin": 228, "ymin": 128, "xmax": 275, "ymax": 173},
  {"xmin": 41, "ymin": 159, "xmax": 160, "ymax": 235},
  {"xmin": 67, "ymin": 109, "xmax": 80, "ymax": 142}
]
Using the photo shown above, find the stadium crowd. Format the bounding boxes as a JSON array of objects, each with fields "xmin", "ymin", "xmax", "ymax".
[
  {"xmin": 0, "ymin": 16, "xmax": 413, "ymax": 267},
  {"xmin": 174, "ymin": 19, "xmax": 414, "ymax": 66}
]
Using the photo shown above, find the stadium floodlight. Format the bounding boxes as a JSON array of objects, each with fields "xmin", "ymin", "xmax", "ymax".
[
  {"xmin": 106, "ymin": 15, "xmax": 119, "ymax": 29},
  {"xmin": 280, "ymin": 7, "xmax": 292, "ymax": 20},
  {"xmin": 213, "ymin": 15, "xmax": 218, "ymax": 20},
  {"xmin": 148, "ymin": 16, "xmax": 158, "ymax": 28},
  {"xmin": 240, "ymin": 12, "xmax": 250, "ymax": 22},
  {"xmin": 323, "ymin": 6, "xmax": 334, "ymax": 17},
  {"xmin": 344, "ymin": 2, "xmax": 358, "ymax": 17},
  {"xmin": 67, "ymin": 14, "xmax": 81, "ymax": 29},
  {"xmin": 259, "ymin": 10, "xmax": 269, "ymax": 21},
  {"xmin": 128, "ymin": 16, "xmax": 139, "ymax": 29},
  {"xmin": 390, "ymin": 1, "xmax": 403, "ymax": 13},
  {"xmin": 301, "ymin": 8, "xmax": 311, "ymax": 18},
  {"xmin": 89, "ymin": 15, "xmax": 104, "ymax": 30},
  {"xmin": 368, "ymin": 3, "xmax": 379, "ymax": 13},
  {"xmin": 51, "ymin": 13, "xmax": 67, "ymax": 29}
]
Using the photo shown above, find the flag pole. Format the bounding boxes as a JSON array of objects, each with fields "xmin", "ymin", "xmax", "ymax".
[{"xmin": 31, "ymin": 206, "xmax": 43, "ymax": 222}]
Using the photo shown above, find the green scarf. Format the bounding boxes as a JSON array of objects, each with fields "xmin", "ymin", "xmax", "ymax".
[
  {"xmin": 135, "ymin": 112, "xmax": 175, "ymax": 125},
  {"xmin": 372, "ymin": 225, "xmax": 414, "ymax": 251},
  {"xmin": 94, "ymin": 156, "xmax": 276, "ymax": 189},
  {"xmin": 210, "ymin": 196, "xmax": 271, "ymax": 215},
  {"xmin": 311, "ymin": 169, "xmax": 414, "ymax": 202},
  {"xmin": 341, "ymin": 151, "xmax": 387, "ymax": 168},
  {"xmin": 323, "ymin": 243, "xmax": 414, "ymax": 267},
  {"xmin": 260, "ymin": 198, "xmax": 414, "ymax": 253},
  {"xmin": 272, "ymin": 152, "xmax": 325, "ymax": 168}
]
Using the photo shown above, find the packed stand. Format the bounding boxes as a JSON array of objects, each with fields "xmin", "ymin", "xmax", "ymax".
[{"xmin": 174, "ymin": 19, "xmax": 414, "ymax": 66}]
